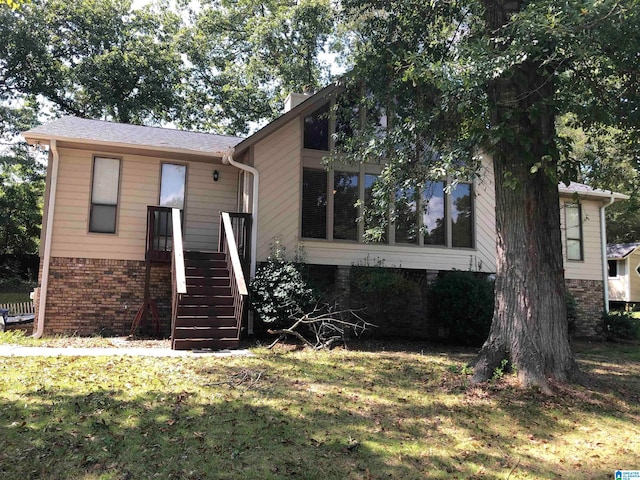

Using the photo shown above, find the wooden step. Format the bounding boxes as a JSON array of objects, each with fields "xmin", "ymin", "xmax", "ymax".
[
  {"xmin": 185, "ymin": 285, "xmax": 232, "ymax": 297},
  {"xmin": 185, "ymin": 258, "xmax": 227, "ymax": 269},
  {"xmin": 172, "ymin": 249, "xmax": 241, "ymax": 352},
  {"xmin": 179, "ymin": 295, "xmax": 234, "ymax": 306},
  {"xmin": 173, "ymin": 326, "xmax": 239, "ymax": 339},
  {"xmin": 185, "ymin": 251, "xmax": 225, "ymax": 261},
  {"xmin": 186, "ymin": 277, "xmax": 230, "ymax": 287},
  {"xmin": 172, "ymin": 338, "xmax": 240, "ymax": 350},
  {"xmin": 185, "ymin": 266, "xmax": 229, "ymax": 278},
  {"xmin": 178, "ymin": 305, "xmax": 235, "ymax": 316},
  {"xmin": 173, "ymin": 316, "xmax": 238, "ymax": 328}
]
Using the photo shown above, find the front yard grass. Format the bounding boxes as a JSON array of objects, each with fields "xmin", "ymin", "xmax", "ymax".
[
  {"xmin": 0, "ymin": 292, "xmax": 31, "ymax": 304},
  {"xmin": 1, "ymin": 338, "xmax": 639, "ymax": 479}
]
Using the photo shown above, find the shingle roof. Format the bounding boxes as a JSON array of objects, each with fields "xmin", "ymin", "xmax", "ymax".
[
  {"xmin": 607, "ymin": 243, "xmax": 640, "ymax": 259},
  {"xmin": 559, "ymin": 181, "xmax": 628, "ymax": 200},
  {"xmin": 23, "ymin": 116, "xmax": 244, "ymax": 157}
]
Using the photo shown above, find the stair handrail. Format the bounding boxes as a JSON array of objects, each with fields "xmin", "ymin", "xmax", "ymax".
[
  {"xmin": 172, "ymin": 208, "xmax": 187, "ymax": 295},
  {"xmin": 171, "ymin": 208, "xmax": 186, "ymax": 345},
  {"xmin": 220, "ymin": 212, "xmax": 248, "ymax": 296}
]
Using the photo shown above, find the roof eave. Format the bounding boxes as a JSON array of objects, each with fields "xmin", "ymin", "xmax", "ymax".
[
  {"xmin": 22, "ymin": 133, "xmax": 228, "ymax": 159},
  {"xmin": 558, "ymin": 187, "xmax": 629, "ymax": 202}
]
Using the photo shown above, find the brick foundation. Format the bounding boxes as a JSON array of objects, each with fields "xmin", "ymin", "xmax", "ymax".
[
  {"xmin": 35, "ymin": 257, "xmax": 171, "ymax": 336},
  {"xmin": 565, "ymin": 278, "xmax": 604, "ymax": 338}
]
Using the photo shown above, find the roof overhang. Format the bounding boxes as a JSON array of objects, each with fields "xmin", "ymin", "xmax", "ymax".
[
  {"xmin": 23, "ymin": 133, "xmax": 231, "ymax": 159},
  {"xmin": 22, "ymin": 115, "xmax": 245, "ymax": 161},
  {"xmin": 558, "ymin": 184, "xmax": 629, "ymax": 203},
  {"xmin": 607, "ymin": 244, "xmax": 640, "ymax": 260}
]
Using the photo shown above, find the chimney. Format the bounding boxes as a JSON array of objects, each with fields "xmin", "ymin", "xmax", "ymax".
[{"xmin": 284, "ymin": 92, "xmax": 313, "ymax": 113}]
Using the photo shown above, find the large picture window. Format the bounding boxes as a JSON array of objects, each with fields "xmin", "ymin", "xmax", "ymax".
[
  {"xmin": 422, "ymin": 181, "xmax": 445, "ymax": 245},
  {"xmin": 300, "ymin": 91, "xmax": 474, "ymax": 248},
  {"xmin": 333, "ymin": 171, "xmax": 359, "ymax": 240},
  {"xmin": 364, "ymin": 174, "xmax": 386, "ymax": 243},
  {"xmin": 395, "ymin": 187, "xmax": 418, "ymax": 244},
  {"xmin": 303, "ymin": 105, "xmax": 329, "ymax": 151},
  {"xmin": 89, "ymin": 157, "xmax": 120, "ymax": 233},
  {"xmin": 565, "ymin": 202, "xmax": 583, "ymax": 260},
  {"xmin": 451, "ymin": 183, "xmax": 473, "ymax": 248},
  {"xmin": 301, "ymin": 166, "xmax": 475, "ymax": 249},
  {"xmin": 302, "ymin": 168, "xmax": 328, "ymax": 239}
]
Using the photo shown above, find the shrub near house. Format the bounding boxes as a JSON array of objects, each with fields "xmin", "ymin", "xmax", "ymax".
[{"xmin": 429, "ymin": 271, "xmax": 494, "ymax": 346}]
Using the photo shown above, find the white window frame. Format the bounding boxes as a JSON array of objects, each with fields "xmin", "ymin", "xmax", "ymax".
[
  {"xmin": 564, "ymin": 202, "xmax": 583, "ymax": 261},
  {"xmin": 89, "ymin": 156, "xmax": 121, "ymax": 234}
]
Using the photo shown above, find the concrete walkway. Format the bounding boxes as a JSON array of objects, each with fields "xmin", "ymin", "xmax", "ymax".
[{"xmin": 0, "ymin": 344, "xmax": 254, "ymax": 358}]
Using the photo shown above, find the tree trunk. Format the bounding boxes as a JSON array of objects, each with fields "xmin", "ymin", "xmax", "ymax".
[{"xmin": 471, "ymin": 0, "xmax": 582, "ymax": 390}]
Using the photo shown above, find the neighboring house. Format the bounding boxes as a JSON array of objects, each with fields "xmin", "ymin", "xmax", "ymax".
[
  {"xmin": 607, "ymin": 243, "xmax": 640, "ymax": 308},
  {"xmin": 23, "ymin": 85, "xmax": 627, "ymax": 346}
]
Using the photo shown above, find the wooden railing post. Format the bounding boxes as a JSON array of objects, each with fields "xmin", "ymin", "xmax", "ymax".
[
  {"xmin": 220, "ymin": 212, "xmax": 249, "ymax": 337},
  {"xmin": 146, "ymin": 206, "xmax": 174, "ymax": 263}
]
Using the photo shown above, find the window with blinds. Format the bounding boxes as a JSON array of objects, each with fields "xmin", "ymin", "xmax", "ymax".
[
  {"xmin": 89, "ymin": 157, "xmax": 121, "ymax": 234},
  {"xmin": 565, "ymin": 202, "xmax": 583, "ymax": 261}
]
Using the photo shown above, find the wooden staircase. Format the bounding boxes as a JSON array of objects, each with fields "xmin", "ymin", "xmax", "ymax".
[{"xmin": 171, "ymin": 251, "xmax": 241, "ymax": 350}]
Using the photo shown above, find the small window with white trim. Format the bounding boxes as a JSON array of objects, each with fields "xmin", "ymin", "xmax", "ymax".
[
  {"xmin": 89, "ymin": 156, "xmax": 120, "ymax": 234},
  {"xmin": 159, "ymin": 163, "xmax": 187, "ymax": 209},
  {"xmin": 565, "ymin": 202, "xmax": 583, "ymax": 261},
  {"xmin": 608, "ymin": 260, "xmax": 618, "ymax": 278}
]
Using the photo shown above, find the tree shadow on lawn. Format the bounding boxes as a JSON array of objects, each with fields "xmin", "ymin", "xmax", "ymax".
[
  {"xmin": 1, "ymin": 347, "xmax": 639, "ymax": 479},
  {"xmin": 0, "ymin": 386, "xmax": 512, "ymax": 480},
  {"xmin": 2, "ymin": 383, "xmax": 612, "ymax": 480}
]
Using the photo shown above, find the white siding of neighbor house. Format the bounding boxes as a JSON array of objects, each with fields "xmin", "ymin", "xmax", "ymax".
[
  {"xmin": 608, "ymin": 258, "xmax": 628, "ymax": 302},
  {"xmin": 626, "ymin": 250, "xmax": 640, "ymax": 302},
  {"xmin": 251, "ymin": 118, "xmax": 499, "ymax": 272},
  {"xmin": 49, "ymin": 147, "xmax": 238, "ymax": 261},
  {"xmin": 606, "ymin": 251, "xmax": 640, "ymax": 304},
  {"xmin": 561, "ymin": 198, "xmax": 605, "ymax": 281}
]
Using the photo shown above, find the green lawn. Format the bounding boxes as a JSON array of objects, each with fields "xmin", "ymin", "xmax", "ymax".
[
  {"xmin": 0, "ymin": 292, "xmax": 31, "ymax": 304},
  {"xmin": 1, "ymin": 338, "xmax": 639, "ymax": 479}
]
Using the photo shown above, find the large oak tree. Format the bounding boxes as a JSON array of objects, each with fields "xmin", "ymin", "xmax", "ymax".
[
  {"xmin": 340, "ymin": 0, "xmax": 640, "ymax": 390},
  {"xmin": 178, "ymin": 0, "xmax": 335, "ymax": 134},
  {"xmin": 0, "ymin": 0, "xmax": 185, "ymax": 124}
]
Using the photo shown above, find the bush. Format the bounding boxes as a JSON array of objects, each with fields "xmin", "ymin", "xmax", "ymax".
[
  {"xmin": 597, "ymin": 311, "xmax": 638, "ymax": 342},
  {"xmin": 249, "ymin": 241, "xmax": 316, "ymax": 329},
  {"xmin": 428, "ymin": 271, "xmax": 494, "ymax": 346},
  {"xmin": 350, "ymin": 264, "xmax": 424, "ymax": 337}
]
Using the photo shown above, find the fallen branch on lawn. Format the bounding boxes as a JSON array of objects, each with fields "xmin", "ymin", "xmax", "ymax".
[
  {"xmin": 206, "ymin": 369, "xmax": 265, "ymax": 388},
  {"xmin": 266, "ymin": 301, "xmax": 375, "ymax": 349}
]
